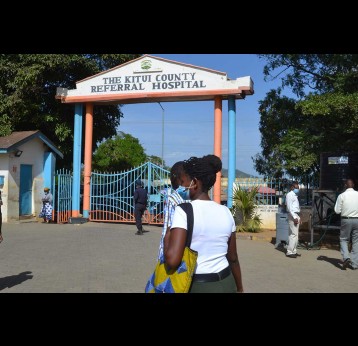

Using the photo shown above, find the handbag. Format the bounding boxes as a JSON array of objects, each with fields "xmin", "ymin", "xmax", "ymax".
[{"xmin": 145, "ymin": 202, "xmax": 198, "ymax": 293}]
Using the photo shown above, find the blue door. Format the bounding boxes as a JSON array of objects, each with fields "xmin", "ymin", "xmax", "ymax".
[{"xmin": 20, "ymin": 164, "xmax": 32, "ymax": 215}]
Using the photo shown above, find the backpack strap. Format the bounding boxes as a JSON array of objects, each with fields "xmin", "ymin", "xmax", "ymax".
[{"xmin": 177, "ymin": 202, "xmax": 194, "ymax": 247}]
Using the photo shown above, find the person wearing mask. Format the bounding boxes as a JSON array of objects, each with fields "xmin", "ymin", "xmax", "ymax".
[
  {"xmin": 133, "ymin": 180, "xmax": 148, "ymax": 235},
  {"xmin": 164, "ymin": 154, "xmax": 244, "ymax": 293},
  {"xmin": 334, "ymin": 178, "xmax": 358, "ymax": 270},
  {"xmin": 285, "ymin": 181, "xmax": 301, "ymax": 258},
  {"xmin": 39, "ymin": 187, "xmax": 53, "ymax": 223},
  {"xmin": 157, "ymin": 161, "xmax": 190, "ymax": 261}
]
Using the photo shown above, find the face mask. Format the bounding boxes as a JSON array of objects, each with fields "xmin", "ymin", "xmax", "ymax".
[
  {"xmin": 44, "ymin": 192, "xmax": 48, "ymax": 195},
  {"xmin": 176, "ymin": 180, "xmax": 193, "ymax": 200},
  {"xmin": 293, "ymin": 188, "xmax": 299, "ymax": 195},
  {"xmin": 176, "ymin": 186, "xmax": 186, "ymax": 197}
]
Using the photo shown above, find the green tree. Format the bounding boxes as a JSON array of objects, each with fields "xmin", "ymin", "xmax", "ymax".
[
  {"xmin": 92, "ymin": 132, "xmax": 147, "ymax": 172},
  {"xmin": 0, "ymin": 54, "xmax": 141, "ymax": 168},
  {"xmin": 147, "ymin": 155, "xmax": 170, "ymax": 170},
  {"xmin": 253, "ymin": 89, "xmax": 321, "ymax": 178},
  {"xmin": 147, "ymin": 155, "xmax": 163, "ymax": 167},
  {"xmin": 255, "ymin": 54, "xmax": 358, "ymax": 179}
]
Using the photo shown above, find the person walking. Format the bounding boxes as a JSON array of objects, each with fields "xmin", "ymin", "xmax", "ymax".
[
  {"xmin": 285, "ymin": 181, "xmax": 301, "ymax": 258},
  {"xmin": 334, "ymin": 178, "xmax": 358, "ymax": 270},
  {"xmin": 164, "ymin": 154, "xmax": 244, "ymax": 293},
  {"xmin": 39, "ymin": 187, "xmax": 53, "ymax": 223},
  {"xmin": 133, "ymin": 180, "xmax": 148, "ymax": 235},
  {"xmin": 157, "ymin": 161, "xmax": 190, "ymax": 261}
]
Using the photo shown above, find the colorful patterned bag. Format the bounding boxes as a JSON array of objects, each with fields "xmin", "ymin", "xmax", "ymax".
[{"xmin": 145, "ymin": 203, "xmax": 198, "ymax": 293}]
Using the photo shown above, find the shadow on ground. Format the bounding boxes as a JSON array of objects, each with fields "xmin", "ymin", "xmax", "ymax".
[
  {"xmin": 317, "ymin": 255, "xmax": 343, "ymax": 270},
  {"xmin": 274, "ymin": 243, "xmax": 286, "ymax": 254},
  {"xmin": 0, "ymin": 271, "xmax": 33, "ymax": 291}
]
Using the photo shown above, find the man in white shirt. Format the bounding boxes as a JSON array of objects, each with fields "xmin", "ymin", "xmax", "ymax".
[
  {"xmin": 334, "ymin": 178, "xmax": 358, "ymax": 270},
  {"xmin": 285, "ymin": 181, "xmax": 301, "ymax": 258}
]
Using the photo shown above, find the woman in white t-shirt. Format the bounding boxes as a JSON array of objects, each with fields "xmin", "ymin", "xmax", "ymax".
[{"xmin": 164, "ymin": 155, "xmax": 244, "ymax": 293}]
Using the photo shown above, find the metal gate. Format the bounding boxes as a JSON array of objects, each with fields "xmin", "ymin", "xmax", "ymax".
[
  {"xmin": 53, "ymin": 168, "xmax": 73, "ymax": 224},
  {"xmin": 54, "ymin": 162, "xmax": 170, "ymax": 224},
  {"xmin": 90, "ymin": 161, "xmax": 169, "ymax": 224}
]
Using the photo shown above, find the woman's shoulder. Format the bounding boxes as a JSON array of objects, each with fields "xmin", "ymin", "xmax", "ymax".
[
  {"xmin": 168, "ymin": 191, "xmax": 185, "ymax": 205},
  {"xmin": 192, "ymin": 200, "xmax": 229, "ymax": 210}
]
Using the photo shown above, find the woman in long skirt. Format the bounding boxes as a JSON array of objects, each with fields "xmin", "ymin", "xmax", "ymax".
[{"xmin": 39, "ymin": 187, "xmax": 53, "ymax": 223}]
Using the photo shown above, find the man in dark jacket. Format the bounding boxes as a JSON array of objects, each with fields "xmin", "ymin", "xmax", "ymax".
[{"xmin": 133, "ymin": 180, "xmax": 148, "ymax": 235}]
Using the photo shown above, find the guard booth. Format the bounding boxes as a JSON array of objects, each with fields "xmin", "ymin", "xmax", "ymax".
[{"xmin": 310, "ymin": 152, "xmax": 358, "ymax": 247}]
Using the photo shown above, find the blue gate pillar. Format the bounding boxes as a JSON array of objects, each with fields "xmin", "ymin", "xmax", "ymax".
[{"xmin": 72, "ymin": 103, "xmax": 83, "ymax": 217}]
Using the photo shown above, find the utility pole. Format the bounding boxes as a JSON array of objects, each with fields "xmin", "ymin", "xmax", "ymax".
[{"xmin": 158, "ymin": 102, "xmax": 165, "ymax": 167}]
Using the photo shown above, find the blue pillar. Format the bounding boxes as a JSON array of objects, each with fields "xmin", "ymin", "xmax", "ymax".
[
  {"xmin": 147, "ymin": 161, "xmax": 152, "ymax": 198},
  {"xmin": 227, "ymin": 96, "xmax": 236, "ymax": 208},
  {"xmin": 43, "ymin": 152, "xmax": 56, "ymax": 190},
  {"xmin": 72, "ymin": 104, "xmax": 83, "ymax": 217}
]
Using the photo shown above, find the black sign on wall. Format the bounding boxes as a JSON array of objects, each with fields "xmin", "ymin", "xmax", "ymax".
[{"xmin": 320, "ymin": 152, "xmax": 358, "ymax": 191}]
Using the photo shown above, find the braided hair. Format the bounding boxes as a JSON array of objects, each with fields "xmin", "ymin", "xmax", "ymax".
[
  {"xmin": 183, "ymin": 155, "xmax": 222, "ymax": 192},
  {"xmin": 170, "ymin": 161, "xmax": 184, "ymax": 189}
]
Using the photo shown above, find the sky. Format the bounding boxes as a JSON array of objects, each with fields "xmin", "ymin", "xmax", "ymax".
[{"xmin": 117, "ymin": 54, "xmax": 287, "ymax": 177}]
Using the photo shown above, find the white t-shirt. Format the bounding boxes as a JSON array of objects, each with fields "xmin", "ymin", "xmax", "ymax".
[{"xmin": 170, "ymin": 200, "xmax": 236, "ymax": 274}]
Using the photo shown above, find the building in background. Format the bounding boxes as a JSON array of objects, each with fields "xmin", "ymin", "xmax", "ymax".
[{"xmin": 0, "ymin": 131, "xmax": 63, "ymax": 222}]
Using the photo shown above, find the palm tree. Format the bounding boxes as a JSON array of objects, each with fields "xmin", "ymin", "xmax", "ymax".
[{"xmin": 230, "ymin": 185, "xmax": 262, "ymax": 232}]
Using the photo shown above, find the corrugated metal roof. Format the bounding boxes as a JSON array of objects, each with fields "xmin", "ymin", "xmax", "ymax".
[
  {"xmin": 0, "ymin": 131, "xmax": 38, "ymax": 149},
  {"xmin": 0, "ymin": 131, "xmax": 63, "ymax": 158}
]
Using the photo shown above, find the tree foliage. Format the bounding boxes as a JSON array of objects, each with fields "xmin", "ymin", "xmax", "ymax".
[
  {"xmin": 92, "ymin": 132, "xmax": 147, "ymax": 172},
  {"xmin": 0, "ymin": 54, "xmax": 141, "ymax": 168},
  {"xmin": 254, "ymin": 89, "xmax": 321, "ymax": 178},
  {"xmin": 255, "ymin": 54, "xmax": 358, "ymax": 179},
  {"xmin": 147, "ymin": 155, "xmax": 170, "ymax": 170}
]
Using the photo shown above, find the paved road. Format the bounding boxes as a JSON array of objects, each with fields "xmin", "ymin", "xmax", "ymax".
[{"xmin": 0, "ymin": 220, "xmax": 357, "ymax": 293}]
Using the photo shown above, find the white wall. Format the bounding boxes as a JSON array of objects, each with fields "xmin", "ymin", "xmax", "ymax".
[
  {"xmin": 0, "ymin": 155, "xmax": 10, "ymax": 222},
  {"xmin": 256, "ymin": 205, "xmax": 278, "ymax": 230},
  {"xmin": 256, "ymin": 205, "xmax": 311, "ymax": 231}
]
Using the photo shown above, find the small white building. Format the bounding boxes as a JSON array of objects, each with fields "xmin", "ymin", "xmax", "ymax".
[{"xmin": 0, "ymin": 131, "xmax": 63, "ymax": 222}]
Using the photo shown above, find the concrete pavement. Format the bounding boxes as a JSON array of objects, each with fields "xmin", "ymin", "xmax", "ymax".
[{"xmin": 0, "ymin": 220, "xmax": 357, "ymax": 293}]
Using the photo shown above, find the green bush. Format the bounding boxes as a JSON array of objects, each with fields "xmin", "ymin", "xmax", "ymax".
[{"xmin": 230, "ymin": 185, "xmax": 262, "ymax": 233}]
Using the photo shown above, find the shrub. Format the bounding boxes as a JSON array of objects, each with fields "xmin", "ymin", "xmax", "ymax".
[{"xmin": 230, "ymin": 185, "xmax": 262, "ymax": 233}]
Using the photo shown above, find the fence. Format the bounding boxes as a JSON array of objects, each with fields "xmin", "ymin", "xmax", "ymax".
[
  {"xmin": 55, "ymin": 164, "xmax": 319, "ymax": 224},
  {"xmin": 53, "ymin": 168, "xmax": 73, "ymax": 224},
  {"xmin": 90, "ymin": 161, "xmax": 170, "ymax": 224},
  {"xmin": 232, "ymin": 177, "xmax": 319, "ymax": 206}
]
